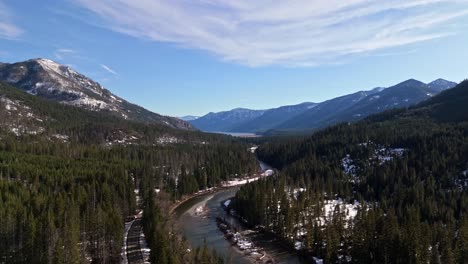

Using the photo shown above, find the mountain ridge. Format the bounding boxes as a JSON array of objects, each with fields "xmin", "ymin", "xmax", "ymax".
[
  {"xmin": 0, "ymin": 58, "xmax": 193, "ymax": 130},
  {"xmin": 190, "ymin": 78, "xmax": 457, "ymax": 134}
]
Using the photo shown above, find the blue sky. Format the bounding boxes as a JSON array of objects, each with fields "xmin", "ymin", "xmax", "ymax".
[{"xmin": 1, "ymin": 0, "xmax": 468, "ymax": 117}]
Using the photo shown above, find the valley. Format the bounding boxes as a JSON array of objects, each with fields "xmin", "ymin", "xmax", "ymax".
[
  {"xmin": 2, "ymin": 1, "xmax": 468, "ymax": 263},
  {"xmin": 0, "ymin": 60, "xmax": 467, "ymax": 264}
]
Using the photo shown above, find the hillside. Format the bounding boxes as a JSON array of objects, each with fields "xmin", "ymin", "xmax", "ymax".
[
  {"xmin": 0, "ymin": 59, "xmax": 193, "ymax": 130},
  {"xmin": 229, "ymin": 102, "xmax": 317, "ymax": 133},
  {"xmin": 273, "ymin": 79, "xmax": 457, "ymax": 132},
  {"xmin": 191, "ymin": 78, "xmax": 456, "ymax": 134},
  {"xmin": 234, "ymin": 80, "xmax": 468, "ymax": 263},
  {"xmin": 0, "ymin": 83, "xmax": 259, "ymax": 264},
  {"xmin": 0, "ymin": 82, "xmax": 229, "ymax": 145}
]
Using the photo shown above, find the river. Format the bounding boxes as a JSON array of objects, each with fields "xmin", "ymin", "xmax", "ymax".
[{"xmin": 173, "ymin": 161, "xmax": 304, "ymax": 264}]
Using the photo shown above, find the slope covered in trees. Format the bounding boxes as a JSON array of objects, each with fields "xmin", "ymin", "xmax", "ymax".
[
  {"xmin": 233, "ymin": 80, "xmax": 468, "ymax": 263},
  {"xmin": 0, "ymin": 82, "xmax": 258, "ymax": 263}
]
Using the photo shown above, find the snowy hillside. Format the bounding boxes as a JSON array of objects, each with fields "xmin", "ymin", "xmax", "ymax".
[{"xmin": 0, "ymin": 59, "xmax": 193, "ymax": 130}]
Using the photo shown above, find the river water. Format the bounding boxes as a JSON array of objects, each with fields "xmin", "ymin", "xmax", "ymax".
[{"xmin": 173, "ymin": 163, "xmax": 304, "ymax": 264}]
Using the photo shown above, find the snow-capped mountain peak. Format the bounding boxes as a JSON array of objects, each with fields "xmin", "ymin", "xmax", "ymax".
[{"xmin": 0, "ymin": 58, "xmax": 193, "ymax": 130}]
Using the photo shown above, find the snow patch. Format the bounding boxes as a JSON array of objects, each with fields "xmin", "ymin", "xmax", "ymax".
[
  {"xmin": 157, "ymin": 136, "xmax": 181, "ymax": 145},
  {"xmin": 313, "ymin": 257, "xmax": 324, "ymax": 264},
  {"xmin": 342, "ymin": 154, "xmax": 357, "ymax": 177},
  {"xmin": 69, "ymin": 96, "xmax": 109, "ymax": 110}
]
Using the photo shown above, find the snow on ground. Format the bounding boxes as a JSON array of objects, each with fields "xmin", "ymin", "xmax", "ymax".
[
  {"xmin": 322, "ymin": 199, "xmax": 359, "ymax": 223},
  {"xmin": 313, "ymin": 257, "xmax": 324, "ymax": 264},
  {"xmin": 37, "ymin": 59, "xmax": 65, "ymax": 76},
  {"xmin": 8, "ymin": 125, "xmax": 45, "ymax": 137},
  {"xmin": 157, "ymin": 136, "xmax": 181, "ymax": 145},
  {"xmin": 294, "ymin": 241, "xmax": 305, "ymax": 250},
  {"xmin": 261, "ymin": 169, "xmax": 274, "ymax": 177},
  {"xmin": 69, "ymin": 96, "xmax": 110, "ymax": 110},
  {"xmin": 342, "ymin": 154, "xmax": 357, "ymax": 176},
  {"xmin": 222, "ymin": 167, "xmax": 274, "ymax": 187},
  {"xmin": 10, "ymin": 128, "xmax": 20, "ymax": 136},
  {"xmin": 375, "ymin": 147, "xmax": 406, "ymax": 165},
  {"xmin": 288, "ymin": 187, "xmax": 307, "ymax": 200},
  {"xmin": 455, "ymin": 169, "xmax": 468, "ymax": 190},
  {"xmin": 52, "ymin": 134, "xmax": 69, "ymax": 142},
  {"xmin": 249, "ymin": 146, "xmax": 258, "ymax": 153},
  {"xmin": 2, "ymin": 97, "xmax": 18, "ymax": 111},
  {"xmin": 120, "ymin": 220, "xmax": 134, "ymax": 264},
  {"xmin": 0, "ymin": 96, "xmax": 46, "ymax": 135},
  {"xmin": 139, "ymin": 232, "xmax": 151, "ymax": 264},
  {"xmin": 105, "ymin": 135, "xmax": 139, "ymax": 146},
  {"xmin": 342, "ymin": 144, "xmax": 407, "ymax": 180},
  {"xmin": 222, "ymin": 176, "xmax": 260, "ymax": 187}
]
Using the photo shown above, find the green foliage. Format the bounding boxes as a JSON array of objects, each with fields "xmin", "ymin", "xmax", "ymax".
[
  {"xmin": 234, "ymin": 81, "xmax": 468, "ymax": 263},
  {"xmin": 0, "ymin": 82, "xmax": 257, "ymax": 263}
]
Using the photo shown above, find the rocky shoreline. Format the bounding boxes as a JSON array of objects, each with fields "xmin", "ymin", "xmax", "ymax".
[{"xmin": 215, "ymin": 216, "xmax": 276, "ymax": 264}]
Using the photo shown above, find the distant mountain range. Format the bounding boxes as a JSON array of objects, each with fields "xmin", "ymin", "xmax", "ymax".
[
  {"xmin": 0, "ymin": 58, "xmax": 193, "ymax": 130},
  {"xmin": 190, "ymin": 108, "xmax": 268, "ymax": 132},
  {"xmin": 189, "ymin": 78, "xmax": 457, "ymax": 134}
]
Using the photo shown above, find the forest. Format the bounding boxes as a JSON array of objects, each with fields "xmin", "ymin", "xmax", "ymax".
[
  {"xmin": 233, "ymin": 81, "xmax": 468, "ymax": 263},
  {"xmin": 2, "ymin": 79, "xmax": 468, "ymax": 263},
  {"xmin": 0, "ymin": 82, "xmax": 258, "ymax": 263},
  {"xmin": 0, "ymin": 135, "xmax": 257, "ymax": 263}
]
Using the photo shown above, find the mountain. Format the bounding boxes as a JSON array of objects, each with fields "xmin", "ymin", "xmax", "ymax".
[
  {"xmin": 190, "ymin": 102, "xmax": 320, "ymax": 133},
  {"xmin": 189, "ymin": 108, "xmax": 266, "ymax": 132},
  {"xmin": 0, "ymin": 81, "xmax": 238, "ymax": 146},
  {"xmin": 412, "ymin": 79, "xmax": 468, "ymax": 122},
  {"xmin": 229, "ymin": 102, "xmax": 317, "ymax": 133},
  {"xmin": 427, "ymin": 78, "xmax": 458, "ymax": 92},
  {"xmin": 274, "ymin": 88, "xmax": 383, "ymax": 132},
  {"xmin": 242, "ymin": 81, "xmax": 468, "ymax": 264},
  {"xmin": 270, "ymin": 78, "xmax": 457, "ymax": 133},
  {"xmin": 0, "ymin": 58, "xmax": 193, "ymax": 130},
  {"xmin": 180, "ymin": 115, "xmax": 200, "ymax": 121},
  {"xmin": 188, "ymin": 78, "xmax": 456, "ymax": 134}
]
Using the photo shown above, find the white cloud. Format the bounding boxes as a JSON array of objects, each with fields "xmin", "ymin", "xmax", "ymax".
[
  {"xmin": 0, "ymin": 1, "xmax": 23, "ymax": 39},
  {"xmin": 100, "ymin": 64, "xmax": 117, "ymax": 75},
  {"xmin": 75, "ymin": 0, "xmax": 468, "ymax": 66},
  {"xmin": 54, "ymin": 48, "xmax": 76, "ymax": 60}
]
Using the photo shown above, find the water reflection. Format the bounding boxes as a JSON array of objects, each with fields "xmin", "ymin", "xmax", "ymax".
[{"xmin": 174, "ymin": 188, "xmax": 303, "ymax": 264}]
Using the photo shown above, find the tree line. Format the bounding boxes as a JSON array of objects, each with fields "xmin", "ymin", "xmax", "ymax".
[{"xmin": 235, "ymin": 113, "xmax": 468, "ymax": 263}]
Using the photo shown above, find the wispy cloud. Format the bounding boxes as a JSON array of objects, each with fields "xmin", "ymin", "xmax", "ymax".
[
  {"xmin": 0, "ymin": 1, "xmax": 23, "ymax": 39},
  {"xmin": 100, "ymin": 64, "xmax": 117, "ymax": 75},
  {"xmin": 54, "ymin": 48, "xmax": 76, "ymax": 60},
  {"xmin": 75, "ymin": 0, "xmax": 468, "ymax": 66}
]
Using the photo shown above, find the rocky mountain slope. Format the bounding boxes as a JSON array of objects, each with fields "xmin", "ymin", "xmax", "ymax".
[
  {"xmin": 0, "ymin": 58, "xmax": 192, "ymax": 130},
  {"xmin": 0, "ymin": 82, "xmax": 232, "ymax": 146}
]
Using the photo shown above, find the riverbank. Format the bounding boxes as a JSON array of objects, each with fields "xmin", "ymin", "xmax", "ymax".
[
  {"xmin": 222, "ymin": 197, "xmax": 322, "ymax": 264},
  {"xmin": 216, "ymin": 216, "xmax": 277, "ymax": 264},
  {"xmin": 173, "ymin": 188, "xmax": 304, "ymax": 264},
  {"xmin": 170, "ymin": 160, "xmax": 306, "ymax": 264},
  {"xmin": 170, "ymin": 170, "xmax": 274, "ymax": 215},
  {"xmin": 169, "ymin": 187, "xmax": 221, "ymax": 215}
]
